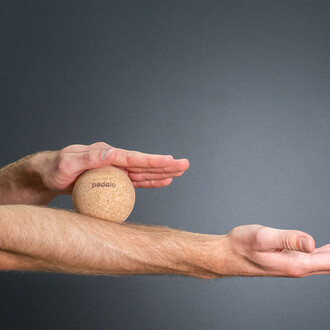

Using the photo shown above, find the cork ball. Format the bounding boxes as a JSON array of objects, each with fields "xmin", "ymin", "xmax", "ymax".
[{"xmin": 72, "ymin": 166, "xmax": 135, "ymax": 223}]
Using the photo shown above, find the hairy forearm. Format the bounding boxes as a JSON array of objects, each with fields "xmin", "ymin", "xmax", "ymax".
[
  {"xmin": 0, "ymin": 205, "xmax": 230, "ymax": 278},
  {"xmin": 0, "ymin": 152, "xmax": 57, "ymax": 205}
]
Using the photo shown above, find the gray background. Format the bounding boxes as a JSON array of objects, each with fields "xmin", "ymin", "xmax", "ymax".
[{"xmin": 1, "ymin": 0, "xmax": 330, "ymax": 329}]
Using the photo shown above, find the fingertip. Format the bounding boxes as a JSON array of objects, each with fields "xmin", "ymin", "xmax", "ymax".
[
  {"xmin": 309, "ymin": 235, "xmax": 316, "ymax": 252},
  {"xmin": 313, "ymin": 243, "xmax": 330, "ymax": 253},
  {"xmin": 164, "ymin": 177, "xmax": 173, "ymax": 186},
  {"xmin": 151, "ymin": 178, "xmax": 172, "ymax": 188},
  {"xmin": 305, "ymin": 233, "xmax": 316, "ymax": 252},
  {"xmin": 177, "ymin": 158, "xmax": 190, "ymax": 170},
  {"xmin": 300, "ymin": 236, "xmax": 315, "ymax": 253},
  {"xmin": 132, "ymin": 177, "xmax": 173, "ymax": 189},
  {"xmin": 183, "ymin": 158, "xmax": 190, "ymax": 170}
]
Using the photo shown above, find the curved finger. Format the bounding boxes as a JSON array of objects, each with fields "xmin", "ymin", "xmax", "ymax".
[
  {"xmin": 61, "ymin": 142, "xmax": 110, "ymax": 153},
  {"xmin": 255, "ymin": 227, "xmax": 315, "ymax": 253},
  {"xmin": 111, "ymin": 148, "xmax": 190, "ymax": 169},
  {"xmin": 58, "ymin": 148, "xmax": 113, "ymax": 176},
  {"xmin": 304, "ymin": 272, "xmax": 330, "ymax": 276},
  {"xmin": 120, "ymin": 161, "xmax": 190, "ymax": 173},
  {"xmin": 304, "ymin": 251, "xmax": 330, "ymax": 274},
  {"xmin": 128, "ymin": 171, "xmax": 185, "ymax": 182},
  {"xmin": 312, "ymin": 244, "xmax": 330, "ymax": 254},
  {"xmin": 133, "ymin": 178, "xmax": 173, "ymax": 188},
  {"xmin": 303, "ymin": 270, "xmax": 330, "ymax": 276}
]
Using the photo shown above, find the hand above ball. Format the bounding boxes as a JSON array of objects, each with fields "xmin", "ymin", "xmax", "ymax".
[{"xmin": 30, "ymin": 142, "xmax": 190, "ymax": 196}]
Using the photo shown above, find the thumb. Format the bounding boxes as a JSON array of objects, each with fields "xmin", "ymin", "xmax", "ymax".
[
  {"xmin": 259, "ymin": 227, "xmax": 315, "ymax": 253},
  {"xmin": 62, "ymin": 147, "xmax": 116, "ymax": 175},
  {"xmin": 281, "ymin": 230, "xmax": 315, "ymax": 253}
]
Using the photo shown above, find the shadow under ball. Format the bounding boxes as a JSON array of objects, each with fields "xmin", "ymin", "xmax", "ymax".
[{"xmin": 72, "ymin": 166, "xmax": 135, "ymax": 223}]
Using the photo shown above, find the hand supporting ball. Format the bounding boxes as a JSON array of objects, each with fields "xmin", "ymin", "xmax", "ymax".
[{"xmin": 72, "ymin": 166, "xmax": 135, "ymax": 223}]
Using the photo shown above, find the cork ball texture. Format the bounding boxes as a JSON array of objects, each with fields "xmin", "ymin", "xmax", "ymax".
[{"xmin": 72, "ymin": 166, "xmax": 135, "ymax": 222}]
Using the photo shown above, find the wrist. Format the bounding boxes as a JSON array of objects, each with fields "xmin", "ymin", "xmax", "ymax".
[
  {"xmin": 194, "ymin": 233, "xmax": 233, "ymax": 278},
  {"xmin": 0, "ymin": 153, "xmax": 48, "ymax": 205},
  {"xmin": 28, "ymin": 151, "xmax": 52, "ymax": 183},
  {"xmin": 164, "ymin": 230, "xmax": 233, "ymax": 279},
  {"xmin": 19, "ymin": 151, "xmax": 58, "ymax": 204}
]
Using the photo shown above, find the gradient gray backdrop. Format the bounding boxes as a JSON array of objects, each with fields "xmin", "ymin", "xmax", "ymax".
[{"xmin": 1, "ymin": 1, "xmax": 330, "ymax": 329}]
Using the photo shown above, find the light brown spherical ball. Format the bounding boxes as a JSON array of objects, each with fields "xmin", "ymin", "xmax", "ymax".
[{"xmin": 72, "ymin": 166, "xmax": 135, "ymax": 223}]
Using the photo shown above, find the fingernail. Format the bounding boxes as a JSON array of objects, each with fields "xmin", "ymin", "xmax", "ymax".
[
  {"xmin": 101, "ymin": 148, "xmax": 113, "ymax": 160},
  {"xmin": 300, "ymin": 237, "xmax": 309, "ymax": 253}
]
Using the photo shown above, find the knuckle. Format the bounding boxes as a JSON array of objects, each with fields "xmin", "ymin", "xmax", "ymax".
[
  {"xmin": 228, "ymin": 226, "xmax": 240, "ymax": 240},
  {"xmin": 61, "ymin": 144, "xmax": 83, "ymax": 153},
  {"xmin": 132, "ymin": 173, "xmax": 144, "ymax": 181},
  {"xmin": 60, "ymin": 145, "xmax": 74, "ymax": 153},
  {"xmin": 282, "ymin": 235, "xmax": 291, "ymax": 250},
  {"xmin": 60, "ymin": 146, "xmax": 70, "ymax": 153},
  {"xmin": 90, "ymin": 141, "xmax": 110, "ymax": 148},
  {"xmin": 251, "ymin": 227, "xmax": 267, "ymax": 251},
  {"xmin": 57, "ymin": 153, "xmax": 71, "ymax": 176},
  {"xmin": 284, "ymin": 231, "xmax": 300, "ymax": 250},
  {"xmin": 228, "ymin": 225, "xmax": 264, "ymax": 251},
  {"xmin": 58, "ymin": 148, "xmax": 68, "ymax": 157},
  {"xmin": 229, "ymin": 225, "xmax": 247, "ymax": 240},
  {"xmin": 127, "ymin": 151, "xmax": 137, "ymax": 167},
  {"xmin": 83, "ymin": 150, "xmax": 95, "ymax": 164}
]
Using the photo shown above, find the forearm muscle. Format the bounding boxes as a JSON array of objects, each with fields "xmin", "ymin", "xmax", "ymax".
[{"xmin": 0, "ymin": 205, "xmax": 229, "ymax": 278}]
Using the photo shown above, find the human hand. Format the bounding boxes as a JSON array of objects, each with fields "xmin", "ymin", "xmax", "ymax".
[
  {"xmin": 33, "ymin": 142, "xmax": 190, "ymax": 195},
  {"xmin": 225, "ymin": 224, "xmax": 330, "ymax": 277}
]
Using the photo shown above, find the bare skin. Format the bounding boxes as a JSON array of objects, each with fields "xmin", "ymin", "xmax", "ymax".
[
  {"xmin": 1, "ymin": 205, "xmax": 330, "ymax": 278},
  {"xmin": 1, "ymin": 143, "xmax": 330, "ymax": 278},
  {"xmin": 0, "ymin": 142, "xmax": 190, "ymax": 205}
]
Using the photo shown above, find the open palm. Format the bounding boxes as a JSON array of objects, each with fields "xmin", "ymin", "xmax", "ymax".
[{"xmin": 228, "ymin": 225, "xmax": 330, "ymax": 277}]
